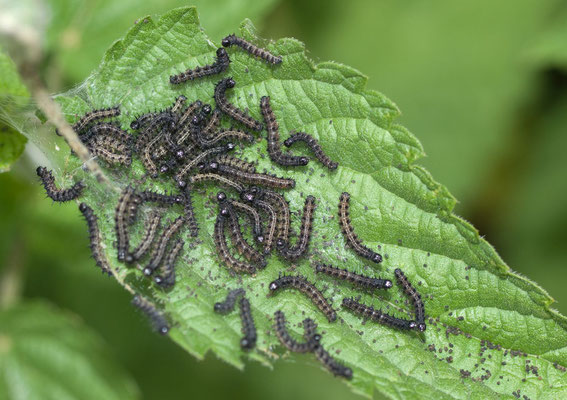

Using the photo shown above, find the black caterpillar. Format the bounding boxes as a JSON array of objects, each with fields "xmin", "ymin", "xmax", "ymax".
[
  {"xmin": 222, "ymin": 34, "xmax": 282, "ymax": 65},
  {"xmin": 170, "ymin": 48, "xmax": 230, "ymax": 84},
  {"xmin": 269, "ymin": 275, "xmax": 336, "ymax": 322},
  {"xmin": 36, "ymin": 167, "xmax": 85, "ymax": 202}
]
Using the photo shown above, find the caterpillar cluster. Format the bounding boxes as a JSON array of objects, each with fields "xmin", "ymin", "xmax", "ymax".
[{"xmin": 41, "ymin": 32, "xmax": 430, "ymax": 383}]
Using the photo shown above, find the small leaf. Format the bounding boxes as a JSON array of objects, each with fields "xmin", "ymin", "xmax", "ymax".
[
  {"xmin": 27, "ymin": 7, "xmax": 567, "ymax": 399},
  {"xmin": 0, "ymin": 301, "xmax": 139, "ymax": 400}
]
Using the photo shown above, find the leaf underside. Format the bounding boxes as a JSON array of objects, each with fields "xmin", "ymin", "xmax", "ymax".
[{"xmin": 29, "ymin": 7, "xmax": 567, "ymax": 400}]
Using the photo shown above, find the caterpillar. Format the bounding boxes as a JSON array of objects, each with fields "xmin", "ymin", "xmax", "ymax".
[
  {"xmin": 217, "ymin": 194, "xmax": 266, "ymax": 267},
  {"xmin": 177, "ymin": 100, "xmax": 203, "ymax": 131},
  {"xmin": 239, "ymin": 297, "xmax": 257, "ymax": 350},
  {"xmin": 36, "ymin": 166, "xmax": 85, "ymax": 202},
  {"xmin": 81, "ymin": 122, "xmax": 131, "ymax": 145},
  {"xmin": 141, "ymin": 132, "xmax": 163, "ymax": 177},
  {"xmin": 182, "ymin": 190, "xmax": 199, "ymax": 237},
  {"xmin": 170, "ymin": 48, "xmax": 230, "ymax": 84},
  {"xmin": 115, "ymin": 186, "xmax": 137, "ymax": 262},
  {"xmin": 89, "ymin": 141, "xmax": 132, "ymax": 165},
  {"xmin": 213, "ymin": 209, "xmax": 257, "ymax": 274},
  {"xmin": 313, "ymin": 341, "xmax": 353, "ymax": 380},
  {"xmin": 254, "ymin": 199, "xmax": 277, "ymax": 253},
  {"xmin": 240, "ymin": 187, "xmax": 277, "ymax": 253},
  {"xmin": 341, "ymin": 297, "xmax": 417, "ymax": 331},
  {"xmin": 78, "ymin": 203, "xmax": 112, "ymax": 276},
  {"xmin": 196, "ymin": 129, "xmax": 254, "ymax": 148},
  {"xmin": 144, "ymin": 216, "xmax": 185, "ymax": 276},
  {"xmin": 338, "ymin": 192, "xmax": 382, "ymax": 263},
  {"xmin": 315, "ymin": 264, "xmax": 392, "ymax": 290},
  {"xmin": 213, "ymin": 163, "xmax": 295, "ymax": 189},
  {"xmin": 221, "ymin": 34, "xmax": 282, "ymax": 65},
  {"xmin": 228, "ymin": 198, "xmax": 263, "ymax": 242},
  {"xmin": 261, "ymin": 190, "xmax": 291, "ymax": 245},
  {"xmin": 66, "ymin": 106, "xmax": 121, "ymax": 135},
  {"xmin": 260, "ymin": 96, "xmax": 309, "ymax": 167},
  {"xmin": 154, "ymin": 238, "xmax": 184, "ymax": 288},
  {"xmin": 268, "ymin": 275, "xmax": 336, "ymax": 322},
  {"xmin": 277, "ymin": 195, "xmax": 316, "ymax": 260},
  {"xmin": 171, "ymin": 95, "xmax": 188, "ymax": 113},
  {"xmin": 132, "ymin": 295, "xmax": 169, "ymax": 335},
  {"xmin": 138, "ymin": 190, "xmax": 185, "ymax": 206},
  {"xmin": 214, "ymin": 78, "xmax": 263, "ymax": 131},
  {"xmin": 89, "ymin": 133, "xmax": 131, "ymax": 156},
  {"xmin": 302, "ymin": 318, "xmax": 320, "ymax": 344},
  {"xmin": 189, "ymin": 173, "xmax": 245, "ymax": 193},
  {"xmin": 130, "ymin": 212, "xmax": 161, "ymax": 262},
  {"xmin": 213, "ymin": 154, "xmax": 256, "ymax": 173},
  {"xmin": 131, "ymin": 111, "xmax": 159, "ymax": 130},
  {"xmin": 195, "ymin": 109, "xmax": 223, "ymax": 147},
  {"xmin": 283, "ymin": 132, "xmax": 338, "ymax": 170},
  {"xmin": 273, "ymin": 310, "xmax": 320, "ymax": 353},
  {"xmin": 394, "ymin": 268, "xmax": 426, "ymax": 332},
  {"xmin": 214, "ymin": 288, "xmax": 246, "ymax": 314},
  {"xmin": 175, "ymin": 144, "xmax": 234, "ymax": 187}
]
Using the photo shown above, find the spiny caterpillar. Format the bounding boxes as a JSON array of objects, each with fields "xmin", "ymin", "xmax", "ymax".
[
  {"xmin": 273, "ymin": 310, "xmax": 320, "ymax": 353},
  {"xmin": 268, "ymin": 275, "xmax": 336, "ymax": 322},
  {"xmin": 228, "ymin": 198, "xmax": 263, "ymax": 242},
  {"xmin": 182, "ymin": 190, "xmax": 199, "ymax": 237},
  {"xmin": 36, "ymin": 167, "xmax": 85, "ymax": 202},
  {"xmin": 341, "ymin": 297, "xmax": 417, "ymax": 331},
  {"xmin": 260, "ymin": 189, "xmax": 291, "ymax": 245},
  {"xmin": 170, "ymin": 48, "xmax": 230, "ymax": 84},
  {"xmin": 315, "ymin": 264, "xmax": 392, "ymax": 290},
  {"xmin": 189, "ymin": 173, "xmax": 245, "ymax": 193},
  {"xmin": 210, "ymin": 162, "xmax": 295, "ymax": 189},
  {"xmin": 277, "ymin": 195, "xmax": 316, "ymax": 260},
  {"xmin": 214, "ymin": 288, "xmax": 246, "ymax": 314},
  {"xmin": 260, "ymin": 96, "xmax": 309, "ymax": 167},
  {"xmin": 338, "ymin": 192, "xmax": 382, "ymax": 263},
  {"xmin": 144, "ymin": 216, "xmax": 185, "ymax": 276},
  {"xmin": 130, "ymin": 212, "xmax": 162, "ymax": 262},
  {"xmin": 154, "ymin": 238, "xmax": 184, "ymax": 288},
  {"xmin": 217, "ymin": 193, "xmax": 266, "ymax": 267},
  {"xmin": 239, "ymin": 297, "xmax": 257, "ymax": 350},
  {"xmin": 213, "ymin": 207, "xmax": 257, "ymax": 274},
  {"xmin": 313, "ymin": 340, "xmax": 353, "ymax": 380},
  {"xmin": 78, "ymin": 203, "xmax": 112, "ymax": 276},
  {"xmin": 222, "ymin": 34, "xmax": 282, "ymax": 65},
  {"xmin": 214, "ymin": 154, "xmax": 256, "ymax": 173},
  {"xmin": 115, "ymin": 186, "xmax": 137, "ymax": 262},
  {"xmin": 214, "ymin": 78, "xmax": 263, "ymax": 132},
  {"xmin": 64, "ymin": 106, "xmax": 120, "ymax": 135},
  {"xmin": 394, "ymin": 268, "xmax": 426, "ymax": 332},
  {"xmin": 284, "ymin": 132, "xmax": 338, "ymax": 170},
  {"xmin": 132, "ymin": 295, "xmax": 169, "ymax": 335}
]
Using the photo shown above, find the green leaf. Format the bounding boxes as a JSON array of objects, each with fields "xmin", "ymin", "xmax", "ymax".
[
  {"xmin": 30, "ymin": 7, "xmax": 567, "ymax": 399},
  {"xmin": 0, "ymin": 301, "xmax": 139, "ymax": 400},
  {"xmin": 0, "ymin": 49, "xmax": 28, "ymax": 171}
]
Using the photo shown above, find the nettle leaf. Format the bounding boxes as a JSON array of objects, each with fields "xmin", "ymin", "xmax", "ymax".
[
  {"xmin": 32, "ymin": 7, "xmax": 567, "ymax": 400},
  {"xmin": 0, "ymin": 301, "xmax": 138, "ymax": 400}
]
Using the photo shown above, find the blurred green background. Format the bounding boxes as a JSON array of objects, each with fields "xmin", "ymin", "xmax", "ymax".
[{"xmin": 1, "ymin": 0, "xmax": 567, "ymax": 399}]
